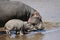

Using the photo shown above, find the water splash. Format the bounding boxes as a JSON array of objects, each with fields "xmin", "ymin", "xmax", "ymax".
[
  {"xmin": 41, "ymin": 27, "xmax": 60, "ymax": 34},
  {"xmin": 27, "ymin": 27, "xmax": 60, "ymax": 35}
]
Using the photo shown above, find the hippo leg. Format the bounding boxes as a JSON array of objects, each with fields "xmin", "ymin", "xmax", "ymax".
[
  {"xmin": 19, "ymin": 27, "xmax": 24, "ymax": 35},
  {"xmin": 6, "ymin": 30, "xmax": 10, "ymax": 34},
  {"xmin": 19, "ymin": 31, "xmax": 23, "ymax": 35}
]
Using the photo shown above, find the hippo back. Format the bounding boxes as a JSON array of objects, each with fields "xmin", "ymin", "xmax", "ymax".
[
  {"xmin": 5, "ymin": 19, "xmax": 24, "ymax": 30},
  {"xmin": 0, "ymin": 1, "xmax": 36, "ymax": 27},
  {"xmin": 0, "ymin": 1, "xmax": 40, "ymax": 27}
]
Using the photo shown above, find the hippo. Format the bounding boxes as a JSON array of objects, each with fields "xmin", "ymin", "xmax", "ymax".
[
  {"xmin": 5, "ymin": 19, "xmax": 24, "ymax": 34},
  {"xmin": 5, "ymin": 18, "xmax": 44, "ymax": 35},
  {"xmin": 5, "ymin": 19, "xmax": 32, "ymax": 35},
  {"xmin": 0, "ymin": 1, "xmax": 40, "ymax": 27}
]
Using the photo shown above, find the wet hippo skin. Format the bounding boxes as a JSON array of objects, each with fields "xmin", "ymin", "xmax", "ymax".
[{"xmin": 0, "ymin": 1, "xmax": 38, "ymax": 27}]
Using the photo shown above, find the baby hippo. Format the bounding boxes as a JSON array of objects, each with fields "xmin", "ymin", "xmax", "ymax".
[{"xmin": 4, "ymin": 19, "xmax": 30, "ymax": 35}]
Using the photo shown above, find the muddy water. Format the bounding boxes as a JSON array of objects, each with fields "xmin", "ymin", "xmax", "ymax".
[
  {"xmin": 0, "ymin": 22, "xmax": 60, "ymax": 40},
  {"xmin": 0, "ymin": 33, "xmax": 44, "ymax": 40}
]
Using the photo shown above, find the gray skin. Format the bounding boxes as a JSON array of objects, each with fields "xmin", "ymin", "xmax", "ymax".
[
  {"xmin": 5, "ymin": 19, "xmax": 43, "ymax": 35},
  {"xmin": 4, "ymin": 19, "xmax": 30, "ymax": 35},
  {"xmin": 0, "ymin": 1, "xmax": 36, "ymax": 27},
  {"xmin": 5, "ymin": 18, "xmax": 43, "ymax": 35},
  {"xmin": 5, "ymin": 19, "xmax": 24, "ymax": 34}
]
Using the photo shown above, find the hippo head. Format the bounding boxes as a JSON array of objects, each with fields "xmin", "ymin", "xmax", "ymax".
[
  {"xmin": 22, "ymin": 11, "xmax": 44, "ymax": 33},
  {"xmin": 28, "ymin": 11, "xmax": 42, "ymax": 24},
  {"xmin": 27, "ymin": 11, "xmax": 44, "ymax": 30},
  {"xmin": 28, "ymin": 11, "xmax": 42, "ymax": 22}
]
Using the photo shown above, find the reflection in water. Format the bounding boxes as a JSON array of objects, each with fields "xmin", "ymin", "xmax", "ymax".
[
  {"xmin": 0, "ymin": 35, "xmax": 6, "ymax": 40},
  {"xmin": 5, "ymin": 33, "xmax": 44, "ymax": 40},
  {"xmin": 26, "ymin": 33, "xmax": 44, "ymax": 40}
]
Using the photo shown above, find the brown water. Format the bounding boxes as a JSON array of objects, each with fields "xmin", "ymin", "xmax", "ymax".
[{"xmin": 0, "ymin": 22, "xmax": 60, "ymax": 40}]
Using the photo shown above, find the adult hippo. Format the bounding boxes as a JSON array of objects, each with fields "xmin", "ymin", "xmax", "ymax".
[{"xmin": 0, "ymin": 1, "xmax": 42, "ymax": 27}]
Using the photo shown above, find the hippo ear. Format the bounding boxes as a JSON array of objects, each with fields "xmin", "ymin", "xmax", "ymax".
[
  {"xmin": 34, "ymin": 10, "xmax": 42, "ymax": 21},
  {"xmin": 34, "ymin": 11, "xmax": 42, "ymax": 19}
]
